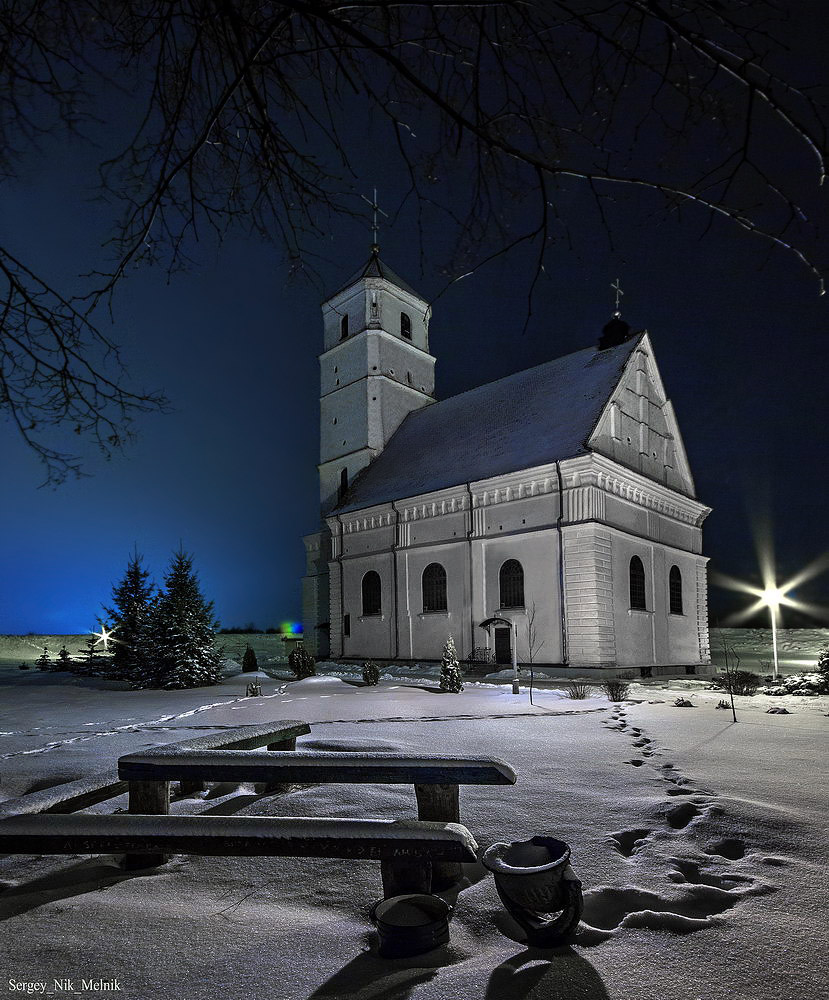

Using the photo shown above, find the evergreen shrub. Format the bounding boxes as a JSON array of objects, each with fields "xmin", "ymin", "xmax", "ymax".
[
  {"xmin": 289, "ymin": 646, "xmax": 316, "ymax": 679},
  {"xmin": 362, "ymin": 660, "xmax": 380, "ymax": 685},
  {"xmin": 439, "ymin": 636, "xmax": 464, "ymax": 693},
  {"xmin": 242, "ymin": 644, "xmax": 258, "ymax": 673}
]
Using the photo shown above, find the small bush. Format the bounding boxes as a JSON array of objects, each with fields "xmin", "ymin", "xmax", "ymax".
[
  {"xmin": 817, "ymin": 648, "xmax": 829, "ymax": 677},
  {"xmin": 440, "ymin": 635, "xmax": 464, "ymax": 693},
  {"xmin": 600, "ymin": 673, "xmax": 633, "ymax": 702},
  {"xmin": 709, "ymin": 670, "xmax": 760, "ymax": 696},
  {"xmin": 242, "ymin": 644, "xmax": 258, "ymax": 673},
  {"xmin": 18, "ymin": 662, "xmax": 30, "ymax": 670},
  {"xmin": 288, "ymin": 646, "xmax": 316, "ymax": 679},
  {"xmin": 563, "ymin": 680, "xmax": 593, "ymax": 699},
  {"xmin": 362, "ymin": 660, "xmax": 380, "ymax": 686}
]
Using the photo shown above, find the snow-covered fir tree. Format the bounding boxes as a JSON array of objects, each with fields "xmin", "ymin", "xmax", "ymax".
[
  {"xmin": 104, "ymin": 550, "xmax": 155, "ymax": 681},
  {"xmin": 136, "ymin": 550, "xmax": 223, "ymax": 689},
  {"xmin": 440, "ymin": 635, "xmax": 464, "ymax": 693}
]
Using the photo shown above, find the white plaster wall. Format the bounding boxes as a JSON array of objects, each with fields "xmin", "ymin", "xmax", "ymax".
[
  {"xmin": 319, "ymin": 447, "xmax": 376, "ymax": 513},
  {"xmin": 322, "ymin": 281, "xmax": 431, "ymax": 353},
  {"xmin": 397, "ymin": 542, "xmax": 471, "ymax": 660},
  {"xmin": 376, "ymin": 336, "xmax": 435, "ymax": 395},
  {"xmin": 320, "ymin": 381, "xmax": 369, "ymax": 465},
  {"xmin": 610, "ymin": 531, "xmax": 705, "ymax": 666},
  {"xmin": 340, "ymin": 552, "xmax": 396, "ymax": 660},
  {"xmin": 320, "ymin": 336, "xmax": 370, "ymax": 396},
  {"xmin": 590, "ymin": 343, "xmax": 694, "ymax": 496},
  {"xmin": 478, "ymin": 533, "xmax": 563, "ymax": 664}
]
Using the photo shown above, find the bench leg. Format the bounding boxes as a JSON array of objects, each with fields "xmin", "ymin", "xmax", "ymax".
[
  {"xmin": 124, "ymin": 779, "xmax": 169, "ymax": 870},
  {"xmin": 381, "ymin": 858, "xmax": 432, "ymax": 899},
  {"xmin": 178, "ymin": 780, "xmax": 206, "ymax": 796},
  {"xmin": 414, "ymin": 784, "xmax": 462, "ymax": 889},
  {"xmin": 264, "ymin": 737, "xmax": 296, "ymax": 793}
]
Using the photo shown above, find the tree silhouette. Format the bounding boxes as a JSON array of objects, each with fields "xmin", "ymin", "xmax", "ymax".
[{"xmin": 2, "ymin": 2, "xmax": 826, "ymax": 481}]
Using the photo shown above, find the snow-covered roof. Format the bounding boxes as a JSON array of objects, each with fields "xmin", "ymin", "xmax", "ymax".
[
  {"xmin": 336, "ymin": 334, "xmax": 643, "ymax": 513},
  {"xmin": 328, "ymin": 250, "xmax": 421, "ymax": 301}
]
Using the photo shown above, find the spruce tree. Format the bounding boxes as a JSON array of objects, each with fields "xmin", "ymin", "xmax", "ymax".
[
  {"xmin": 242, "ymin": 644, "xmax": 258, "ymax": 673},
  {"xmin": 138, "ymin": 550, "xmax": 223, "ymax": 689},
  {"xmin": 439, "ymin": 635, "xmax": 464, "ymax": 693},
  {"xmin": 104, "ymin": 550, "xmax": 155, "ymax": 681}
]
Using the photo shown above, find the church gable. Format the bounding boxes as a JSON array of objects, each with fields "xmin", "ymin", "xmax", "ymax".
[{"xmin": 587, "ymin": 333, "xmax": 696, "ymax": 497}]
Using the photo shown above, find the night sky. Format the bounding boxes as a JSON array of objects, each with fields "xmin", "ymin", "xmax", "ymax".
[{"xmin": 2, "ymin": 16, "xmax": 828, "ymax": 635}]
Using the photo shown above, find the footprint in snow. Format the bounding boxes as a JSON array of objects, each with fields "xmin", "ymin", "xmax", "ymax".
[
  {"xmin": 666, "ymin": 801, "xmax": 702, "ymax": 830},
  {"xmin": 704, "ymin": 837, "xmax": 746, "ymax": 861},
  {"xmin": 609, "ymin": 828, "xmax": 652, "ymax": 857}
]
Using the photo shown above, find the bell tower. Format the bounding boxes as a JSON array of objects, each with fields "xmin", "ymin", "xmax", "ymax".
[
  {"xmin": 317, "ymin": 248, "xmax": 436, "ymax": 513},
  {"xmin": 302, "ymin": 246, "xmax": 436, "ymax": 657}
]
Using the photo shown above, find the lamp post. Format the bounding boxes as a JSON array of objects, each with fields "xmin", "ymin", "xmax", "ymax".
[{"xmin": 761, "ymin": 588, "xmax": 782, "ymax": 680}]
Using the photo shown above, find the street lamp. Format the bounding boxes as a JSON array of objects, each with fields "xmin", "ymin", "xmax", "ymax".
[{"xmin": 761, "ymin": 587, "xmax": 782, "ymax": 680}]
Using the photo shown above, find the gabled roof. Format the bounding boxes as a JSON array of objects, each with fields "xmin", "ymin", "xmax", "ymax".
[
  {"xmin": 335, "ymin": 334, "xmax": 644, "ymax": 513},
  {"xmin": 327, "ymin": 250, "xmax": 421, "ymax": 301}
]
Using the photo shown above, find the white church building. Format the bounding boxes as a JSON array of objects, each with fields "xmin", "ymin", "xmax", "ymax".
[{"xmin": 302, "ymin": 249, "xmax": 712, "ymax": 674}]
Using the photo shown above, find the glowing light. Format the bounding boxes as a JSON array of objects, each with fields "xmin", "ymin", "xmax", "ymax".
[
  {"xmin": 92, "ymin": 625, "xmax": 115, "ymax": 650},
  {"xmin": 280, "ymin": 621, "xmax": 303, "ymax": 636},
  {"xmin": 712, "ymin": 548, "xmax": 829, "ymax": 681},
  {"xmin": 761, "ymin": 587, "xmax": 783, "ymax": 608}
]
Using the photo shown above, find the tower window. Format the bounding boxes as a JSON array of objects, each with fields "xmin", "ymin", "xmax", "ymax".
[
  {"xmin": 339, "ymin": 468, "xmax": 348, "ymax": 502},
  {"xmin": 401, "ymin": 312, "xmax": 412, "ymax": 339},
  {"xmin": 499, "ymin": 559, "xmax": 524, "ymax": 609},
  {"xmin": 340, "ymin": 315, "xmax": 348, "ymax": 340},
  {"xmin": 407, "ymin": 371, "xmax": 412, "ymax": 385},
  {"xmin": 629, "ymin": 556, "xmax": 647, "ymax": 610},
  {"xmin": 362, "ymin": 571, "xmax": 382, "ymax": 616},
  {"xmin": 422, "ymin": 563, "xmax": 448, "ymax": 613},
  {"xmin": 343, "ymin": 613, "xmax": 351, "ymax": 637},
  {"xmin": 669, "ymin": 566, "xmax": 683, "ymax": 615}
]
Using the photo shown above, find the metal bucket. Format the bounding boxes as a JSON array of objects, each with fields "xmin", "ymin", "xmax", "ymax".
[
  {"xmin": 369, "ymin": 893, "xmax": 451, "ymax": 958},
  {"xmin": 482, "ymin": 836, "xmax": 583, "ymax": 947}
]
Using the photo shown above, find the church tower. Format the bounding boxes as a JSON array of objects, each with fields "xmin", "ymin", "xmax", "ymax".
[
  {"xmin": 318, "ymin": 248, "xmax": 435, "ymax": 513},
  {"xmin": 302, "ymin": 247, "xmax": 436, "ymax": 656}
]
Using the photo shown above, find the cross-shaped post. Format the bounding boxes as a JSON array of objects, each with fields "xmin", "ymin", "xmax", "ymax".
[
  {"xmin": 360, "ymin": 187, "xmax": 389, "ymax": 253},
  {"xmin": 611, "ymin": 278, "xmax": 624, "ymax": 317}
]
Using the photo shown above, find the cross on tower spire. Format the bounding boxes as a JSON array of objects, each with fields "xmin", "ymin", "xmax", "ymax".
[
  {"xmin": 611, "ymin": 278, "xmax": 624, "ymax": 317},
  {"xmin": 360, "ymin": 187, "xmax": 389, "ymax": 255}
]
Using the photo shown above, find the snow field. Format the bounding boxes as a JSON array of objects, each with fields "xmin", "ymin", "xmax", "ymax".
[{"xmin": 0, "ymin": 667, "xmax": 826, "ymax": 1000}]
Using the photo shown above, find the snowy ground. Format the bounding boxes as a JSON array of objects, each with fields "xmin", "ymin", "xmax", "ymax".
[{"xmin": 0, "ymin": 665, "xmax": 827, "ymax": 1000}]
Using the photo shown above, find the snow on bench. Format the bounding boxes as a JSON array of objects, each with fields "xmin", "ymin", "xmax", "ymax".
[
  {"xmin": 0, "ymin": 773, "xmax": 128, "ymax": 817},
  {"xmin": 118, "ymin": 747, "xmax": 516, "ymax": 881},
  {"xmin": 0, "ymin": 813, "xmax": 479, "ymax": 898},
  {"xmin": 118, "ymin": 750, "xmax": 516, "ymax": 787}
]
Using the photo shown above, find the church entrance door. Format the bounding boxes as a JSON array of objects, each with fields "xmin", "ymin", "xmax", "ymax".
[{"xmin": 494, "ymin": 627, "xmax": 511, "ymax": 665}]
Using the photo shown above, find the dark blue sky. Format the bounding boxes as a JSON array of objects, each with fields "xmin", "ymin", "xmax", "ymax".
[{"xmin": 2, "ymin": 36, "xmax": 828, "ymax": 634}]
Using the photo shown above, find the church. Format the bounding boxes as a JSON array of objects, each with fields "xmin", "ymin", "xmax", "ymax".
[{"xmin": 302, "ymin": 247, "xmax": 712, "ymax": 675}]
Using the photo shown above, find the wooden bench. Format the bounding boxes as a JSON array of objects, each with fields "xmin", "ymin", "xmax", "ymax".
[
  {"xmin": 118, "ymin": 749, "xmax": 516, "ymax": 882},
  {"xmin": 0, "ymin": 773, "xmax": 128, "ymax": 817},
  {"xmin": 0, "ymin": 813, "xmax": 478, "ymax": 898}
]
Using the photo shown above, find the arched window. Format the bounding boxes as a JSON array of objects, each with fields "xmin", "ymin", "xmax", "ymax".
[
  {"xmin": 629, "ymin": 556, "xmax": 647, "ymax": 610},
  {"xmin": 362, "ymin": 571, "xmax": 382, "ymax": 616},
  {"xmin": 339, "ymin": 468, "xmax": 348, "ymax": 502},
  {"xmin": 401, "ymin": 312, "xmax": 412, "ymax": 339},
  {"xmin": 499, "ymin": 559, "xmax": 524, "ymax": 609},
  {"xmin": 422, "ymin": 563, "xmax": 447, "ymax": 612},
  {"xmin": 669, "ymin": 566, "xmax": 683, "ymax": 615},
  {"xmin": 340, "ymin": 314, "xmax": 349, "ymax": 340}
]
